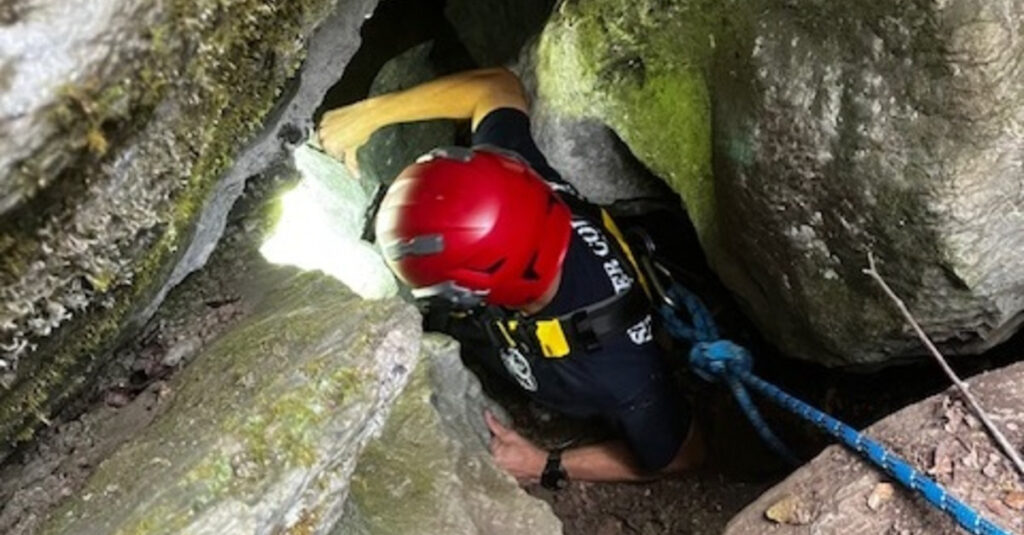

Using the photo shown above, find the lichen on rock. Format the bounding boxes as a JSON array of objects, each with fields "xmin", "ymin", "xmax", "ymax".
[
  {"xmin": 0, "ymin": 0, "xmax": 379, "ymax": 458},
  {"xmin": 533, "ymin": 0, "xmax": 1024, "ymax": 366},
  {"xmin": 335, "ymin": 334, "xmax": 563, "ymax": 535},
  {"xmin": 38, "ymin": 268, "xmax": 422, "ymax": 535}
]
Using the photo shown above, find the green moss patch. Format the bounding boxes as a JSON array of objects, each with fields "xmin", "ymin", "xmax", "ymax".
[
  {"xmin": 536, "ymin": 0, "xmax": 717, "ymax": 244},
  {"xmin": 0, "ymin": 0, "xmax": 341, "ymax": 455}
]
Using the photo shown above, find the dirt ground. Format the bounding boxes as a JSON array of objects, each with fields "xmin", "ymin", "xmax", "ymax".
[{"xmin": 532, "ymin": 474, "xmax": 770, "ymax": 535}]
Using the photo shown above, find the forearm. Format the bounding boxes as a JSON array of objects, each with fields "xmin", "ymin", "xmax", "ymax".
[
  {"xmin": 351, "ymin": 68, "xmax": 525, "ymax": 134},
  {"xmin": 554, "ymin": 423, "xmax": 703, "ymax": 483},
  {"xmin": 561, "ymin": 440, "xmax": 655, "ymax": 482}
]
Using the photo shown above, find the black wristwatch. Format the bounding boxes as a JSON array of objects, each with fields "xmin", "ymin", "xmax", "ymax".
[{"xmin": 540, "ymin": 449, "xmax": 568, "ymax": 491}]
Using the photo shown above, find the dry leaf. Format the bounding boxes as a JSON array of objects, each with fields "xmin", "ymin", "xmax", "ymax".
[
  {"xmin": 867, "ymin": 483, "xmax": 895, "ymax": 511},
  {"xmin": 929, "ymin": 439, "xmax": 957, "ymax": 477},
  {"xmin": 1003, "ymin": 491, "xmax": 1024, "ymax": 511},
  {"xmin": 765, "ymin": 494, "xmax": 813, "ymax": 525},
  {"xmin": 961, "ymin": 446, "xmax": 980, "ymax": 470},
  {"xmin": 986, "ymin": 498, "xmax": 1014, "ymax": 520},
  {"xmin": 982, "ymin": 455, "xmax": 1002, "ymax": 479}
]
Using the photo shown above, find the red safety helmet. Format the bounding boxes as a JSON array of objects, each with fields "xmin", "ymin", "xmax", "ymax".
[{"xmin": 375, "ymin": 147, "xmax": 572, "ymax": 308}]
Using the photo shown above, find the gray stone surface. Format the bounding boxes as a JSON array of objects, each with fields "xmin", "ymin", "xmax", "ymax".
[
  {"xmin": 358, "ymin": 41, "xmax": 457, "ymax": 188},
  {"xmin": 707, "ymin": 0, "xmax": 1024, "ymax": 366},
  {"xmin": 335, "ymin": 334, "xmax": 563, "ymax": 535},
  {"xmin": 0, "ymin": 0, "xmax": 380, "ymax": 457},
  {"xmin": 0, "ymin": 0, "xmax": 149, "ymax": 213},
  {"xmin": 38, "ymin": 269, "xmax": 422, "ymax": 535},
  {"xmin": 535, "ymin": 0, "xmax": 1024, "ymax": 366},
  {"xmin": 724, "ymin": 362, "xmax": 1024, "ymax": 535}
]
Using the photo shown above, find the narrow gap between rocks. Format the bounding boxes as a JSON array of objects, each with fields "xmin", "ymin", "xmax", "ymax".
[
  {"xmin": 5, "ymin": 1, "xmax": 1024, "ymax": 535},
  {"xmin": 258, "ymin": 2, "xmax": 1024, "ymax": 528},
  {"xmin": 273, "ymin": 0, "xmax": 1024, "ymax": 533},
  {"xmin": 269, "ymin": 1, "xmax": 1024, "ymax": 533}
]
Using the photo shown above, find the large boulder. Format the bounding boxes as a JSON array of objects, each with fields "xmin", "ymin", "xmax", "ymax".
[
  {"xmin": 0, "ymin": 0, "xmax": 379, "ymax": 456},
  {"xmin": 535, "ymin": 0, "xmax": 1024, "ymax": 366},
  {"xmin": 724, "ymin": 362, "xmax": 1024, "ymax": 535},
  {"xmin": 336, "ymin": 334, "xmax": 563, "ymax": 535},
  {"xmin": 38, "ymin": 268, "xmax": 422, "ymax": 535}
]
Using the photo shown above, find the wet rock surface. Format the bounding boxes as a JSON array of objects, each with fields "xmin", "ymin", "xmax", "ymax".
[
  {"xmin": 0, "ymin": 0, "xmax": 379, "ymax": 457},
  {"xmin": 336, "ymin": 334, "xmax": 562, "ymax": 535},
  {"xmin": 725, "ymin": 362, "xmax": 1024, "ymax": 535}
]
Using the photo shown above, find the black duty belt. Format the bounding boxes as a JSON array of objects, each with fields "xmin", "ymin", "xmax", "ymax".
[{"xmin": 488, "ymin": 281, "xmax": 650, "ymax": 358}]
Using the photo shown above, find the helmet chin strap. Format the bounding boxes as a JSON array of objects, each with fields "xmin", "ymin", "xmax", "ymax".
[{"xmin": 412, "ymin": 280, "xmax": 489, "ymax": 310}]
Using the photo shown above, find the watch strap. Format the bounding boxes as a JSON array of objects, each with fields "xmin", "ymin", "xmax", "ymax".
[{"xmin": 540, "ymin": 449, "xmax": 568, "ymax": 490}]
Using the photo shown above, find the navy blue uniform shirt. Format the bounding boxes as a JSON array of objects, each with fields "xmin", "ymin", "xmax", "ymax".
[{"xmin": 458, "ymin": 108, "xmax": 690, "ymax": 471}]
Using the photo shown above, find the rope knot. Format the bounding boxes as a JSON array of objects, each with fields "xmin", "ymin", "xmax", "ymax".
[{"xmin": 688, "ymin": 339, "xmax": 753, "ymax": 383}]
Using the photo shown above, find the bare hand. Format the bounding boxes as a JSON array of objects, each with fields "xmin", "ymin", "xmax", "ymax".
[
  {"xmin": 484, "ymin": 410, "xmax": 546, "ymax": 482},
  {"xmin": 316, "ymin": 101, "xmax": 377, "ymax": 177}
]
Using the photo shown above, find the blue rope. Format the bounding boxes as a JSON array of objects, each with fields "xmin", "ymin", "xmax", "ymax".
[
  {"xmin": 658, "ymin": 285, "xmax": 800, "ymax": 465},
  {"xmin": 659, "ymin": 283, "xmax": 1013, "ymax": 535}
]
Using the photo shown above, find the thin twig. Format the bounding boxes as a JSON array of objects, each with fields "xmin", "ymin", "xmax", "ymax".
[{"xmin": 863, "ymin": 251, "xmax": 1024, "ymax": 479}]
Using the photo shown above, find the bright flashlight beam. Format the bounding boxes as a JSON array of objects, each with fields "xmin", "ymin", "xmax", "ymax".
[{"xmin": 260, "ymin": 143, "xmax": 397, "ymax": 299}]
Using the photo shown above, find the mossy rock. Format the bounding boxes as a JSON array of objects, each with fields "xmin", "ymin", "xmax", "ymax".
[
  {"xmin": 39, "ymin": 268, "xmax": 422, "ymax": 535},
  {"xmin": 0, "ymin": 0, "xmax": 378, "ymax": 457},
  {"xmin": 535, "ymin": 0, "xmax": 1024, "ymax": 365},
  {"xmin": 535, "ymin": 0, "xmax": 714, "ymax": 236},
  {"xmin": 335, "ymin": 334, "xmax": 562, "ymax": 534}
]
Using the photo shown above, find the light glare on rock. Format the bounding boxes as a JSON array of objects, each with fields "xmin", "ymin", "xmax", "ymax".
[{"xmin": 260, "ymin": 143, "xmax": 397, "ymax": 299}]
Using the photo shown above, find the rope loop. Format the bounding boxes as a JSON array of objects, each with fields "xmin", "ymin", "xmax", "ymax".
[
  {"xmin": 689, "ymin": 340, "xmax": 753, "ymax": 382},
  {"xmin": 654, "ymin": 279, "xmax": 1013, "ymax": 535}
]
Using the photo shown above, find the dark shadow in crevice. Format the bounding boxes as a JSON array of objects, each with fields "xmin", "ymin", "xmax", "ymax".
[{"xmin": 314, "ymin": 0, "xmax": 476, "ymax": 119}]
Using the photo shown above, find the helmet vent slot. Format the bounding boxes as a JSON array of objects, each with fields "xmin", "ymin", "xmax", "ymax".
[
  {"xmin": 522, "ymin": 253, "xmax": 540, "ymax": 280},
  {"xmin": 546, "ymin": 193, "xmax": 559, "ymax": 213},
  {"xmin": 475, "ymin": 258, "xmax": 506, "ymax": 275}
]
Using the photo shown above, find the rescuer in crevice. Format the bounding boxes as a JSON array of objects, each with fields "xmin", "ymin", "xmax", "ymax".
[{"xmin": 318, "ymin": 68, "xmax": 703, "ymax": 488}]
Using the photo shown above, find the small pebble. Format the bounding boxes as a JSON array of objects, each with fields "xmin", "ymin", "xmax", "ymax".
[
  {"xmin": 867, "ymin": 482, "xmax": 895, "ymax": 511},
  {"xmin": 765, "ymin": 494, "xmax": 813, "ymax": 525}
]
